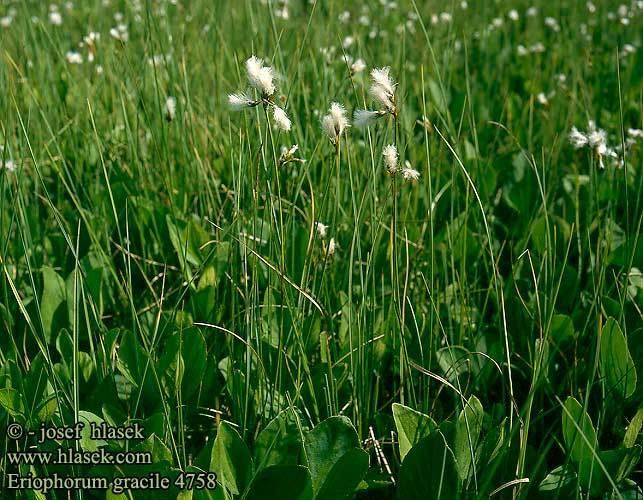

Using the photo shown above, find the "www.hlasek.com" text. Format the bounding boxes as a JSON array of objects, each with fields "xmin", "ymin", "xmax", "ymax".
[{"xmin": 6, "ymin": 448, "xmax": 152, "ymax": 465}]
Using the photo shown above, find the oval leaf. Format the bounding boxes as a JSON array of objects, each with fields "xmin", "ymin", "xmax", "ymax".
[
  {"xmin": 304, "ymin": 416, "xmax": 360, "ymax": 496},
  {"xmin": 392, "ymin": 403, "xmax": 437, "ymax": 460},
  {"xmin": 600, "ymin": 318, "xmax": 637, "ymax": 399},
  {"xmin": 454, "ymin": 395, "xmax": 484, "ymax": 481},
  {"xmin": 211, "ymin": 421, "xmax": 253, "ymax": 495},
  {"xmin": 398, "ymin": 431, "xmax": 459, "ymax": 500},
  {"xmin": 245, "ymin": 465, "xmax": 312, "ymax": 500}
]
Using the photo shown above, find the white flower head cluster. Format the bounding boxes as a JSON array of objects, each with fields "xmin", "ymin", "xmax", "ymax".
[
  {"xmin": 402, "ymin": 160, "xmax": 421, "ymax": 182},
  {"xmin": 325, "ymin": 237, "xmax": 338, "ymax": 257},
  {"xmin": 164, "ymin": 96, "xmax": 176, "ymax": 122},
  {"xmin": 228, "ymin": 55, "xmax": 292, "ymax": 132},
  {"xmin": 65, "ymin": 51, "xmax": 83, "ymax": 64},
  {"xmin": 272, "ymin": 105, "xmax": 292, "ymax": 131},
  {"xmin": 246, "ymin": 55, "xmax": 275, "ymax": 97},
  {"xmin": 382, "ymin": 145, "xmax": 420, "ymax": 183},
  {"xmin": 322, "ymin": 102, "xmax": 350, "ymax": 145},
  {"xmin": 353, "ymin": 66, "xmax": 397, "ymax": 128},
  {"xmin": 370, "ymin": 67, "xmax": 397, "ymax": 112},
  {"xmin": 569, "ymin": 121, "xmax": 619, "ymax": 169},
  {"xmin": 383, "ymin": 144, "xmax": 399, "ymax": 174},
  {"xmin": 1, "ymin": 158, "xmax": 17, "ymax": 173},
  {"xmin": 279, "ymin": 144, "xmax": 305, "ymax": 167},
  {"xmin": 49, "ymin": 8, "xmax": 62, "ymax": 26},
  {"xmin": 315, "ymin": 222, "xmax": 328, "ymax": 239},
  {"xmin": 350, "ymin": 58, "xmax": 366, "ymax": 75},
  {"xmin": 110, "ymin": 24, "xmax": 129, "ymax": 42}
]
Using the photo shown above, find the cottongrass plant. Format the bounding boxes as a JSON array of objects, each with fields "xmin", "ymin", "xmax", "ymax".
[
  {"xmin": 228, "ymin": 55, "xmax": 292, "ymax": 131},
  {"xmin": 322, "ymin": 102, "xmax": 350, "ymax": 147},
  {"xmin": 569, "ymin": 121, "xmax": 618, "ymax": 169},
  {"xmin": 164, "ymin": 96, "xmax": 176, "ymax": 122},
  {"xmin": 351, "ymin": 65, "xmax": 412, "ymax": 401},
  {"xmin": 354, "ymin": 67, "xmax": 398, "ymax": 128},
  {"xmin": 319, "ymin": 102, "xmax": 350, "ymax": 268}
]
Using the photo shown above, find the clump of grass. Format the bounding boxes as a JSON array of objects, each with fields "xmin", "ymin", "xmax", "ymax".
[{"xmin": 0, "ymin": 0, "xmax": 642, "ymax": 498}]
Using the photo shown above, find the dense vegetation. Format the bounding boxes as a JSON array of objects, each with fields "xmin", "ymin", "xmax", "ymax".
[{"xmin": 0, "ymin": 0, "xmax": 642, "ymax": 498}]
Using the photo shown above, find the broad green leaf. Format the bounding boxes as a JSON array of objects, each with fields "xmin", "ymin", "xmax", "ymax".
[
  {"xmin": 550, "ymin": 314, "xmax": 575, "ymax": 345},
  {"xmin": 24, "ymin": 353, "xmax": 49, "ymax": 421},
  {"xmin": 254, "ymin": 408, "xmax": 304, "ymax": 469},
  {"xmin": 315, "ymin": 448, "xmax": 369, "ymax": 500},
  {"xmin": 618, "ymin": 479, "xmax": 643, "ymax": 499},
  {"xmin": 41, "ymin": 266, "xmax": 67, "ymax": 343},
  {"xmin": 561, "ymin": 397, "xmax": 599, "ymax": 492},
  {"xmin": 106, "ymin": 491, "xmax": 128, "ymax": 500},
  {"xmin": 135, "ymin": 434, "xmax": 173, "ymax": 464},
  {"xmin": 0, "ymin": 388, "xmax": 26, "ymax": 418},
  {"xmin": 210, "ymin": 421, "xmax": 253, "ymax": 495},
  {"xmin": 436, "ymin": 346, "xmax": 470, "ymax": 382},
  {"xmin": 562, "ymin": 397, "xmax": 598, "ymax": 464},
  {"xmin": 244, "ymin": 465, "xmax": 312, "ymax": 500},
  {"xmin": 160, "ymin": 329, "xmax": 208, "ymax": 399},
  {"xmin": 455, "ymin": 395, "xmax": 484, "ymax": 481},
  {"xmin": 398, "ymin": 431, "xmax": 459, "ymax": 500},
  {"xmin": 116, "ymin": 330, "xmax": 144, "ymax": 388},
  {"xmin": 392, "ymin": 403, "xmax": 437, "ymax": 460},
  {"xmin": 600, "ymin": 318, "xmax": 637, "ymax": 399},
  {"xmin": 616, "ymin": 445, "xmax": 641, "ymax": 483},
  {"xmin": 78, "ymin": 411, "xmax": 107, "ymax": 451},
  {"xmin": 623, "ymin": 408, "xmax": 643, "ymax": 448},
  {"xmin": 37, "ymin": 395, "xmax": 58, "ymax": 421},
  {"xmin": 583, "ymin": 447, "xmax": 639, "ymax": 495},
  {"xmin": 55, "ymin": 329, "xmax": 73, "ymax": 363},
  {"xmin": 538, "ymin": 465, "xmax": 576, "ymax": 492},
  {"xmin": 78, "ymin": 352, "xmax": 94, "ymax": 383},
  {"xmin": 180, "ymin": 329, "xmax": 207, "ymax": 398},
  {"xmin": 303, "ymin": 416, "xmax": 361, "ymax": 496},
  {"xmin": 167, "ymin": 215, "xmax": 207, "ymax": 279}
]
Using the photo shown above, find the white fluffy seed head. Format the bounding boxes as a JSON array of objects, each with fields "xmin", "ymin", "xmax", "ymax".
[
  {"xmin": 351, "ymin": 58, "xmax": 366, "ymax": 74},
  {"xmin": 569, "ymin": 127, "xmax": 589, "ymax": 148},
  {"xmin": 322, "ymin": 102, "xmax": 350, "ymax": 142},
  {"xmin": 246, "ymin": 56, "xmax": 276, "ymax": 96},
  {"xmin": 315, "ymin": 222, "xmax": 328, "ymax": 239},
  {"xmin": 402, "ymin": 161, "xmax": 420, "ymax": 181},
  {"xmin": 370, "ymin": 84, "xmax": 395, "ymax": 111},
  {"xmin": 65, "ymin": 51, "xmax": 83, "ymax": 64},
  {"xmin": 371, "ymin": 67, "xmax": 395, "ymax": 95},
  {"xmin": 326, "ymin": 237, "xmax": 338, "ymax": 256},
  {"xmin": 228, "ymin": 93, "xmax": 256, "ymax": 111},
  {"xmin": 164, "ymin": 96, "xmax": 176, "ymax": 121},
  {"xmin": 382, "ymin": 144, "xmax": 398, "ymax": 173},
  {"xmin": 587, "ymin": 128, "xmax": 607, "ymax": 148},
  {"xmin": 628, "ymin": 128, "xmax": 643, "ymax": 139},
  {"xmin": 272, "ymin": 105, "xmax": 292, "ymax": 131},
  {"xmin": 353, "ymin": 109, "xmax": 381, "ymax": 128}
]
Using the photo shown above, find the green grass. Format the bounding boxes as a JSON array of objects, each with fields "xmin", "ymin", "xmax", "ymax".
[{"xmin": 0, "ymin": 0, "xmax": 642, "ymax": 498}]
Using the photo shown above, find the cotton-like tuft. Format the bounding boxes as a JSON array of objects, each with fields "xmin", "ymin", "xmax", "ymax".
[
  {"xmin": 315, "ymin": 222, "xmax": 328, "ymax": 239},
  {"xmin": 228, "ymin": 93, "xmax": 256, "ymax": 111},
  {"xmin": 322, "ymin": 102, "xmax": 350, "ymax": 143},
  {"xmin": 353, "ymin": 109, "xmax": 382, "ymax": 128},
  {"xmin": 382, "ymin": 144, "xmax": 398, "ymax": 173},
  {"xmin": 569, "ymin": 127, "xmax": 588, "ymax": 148},
  {"xmin": 371, "ymin": 67, "xmax": 395, "ymax": 96},
  {"xmin": 246, "ymin": 56, "xmax": 276, "ymax": 96},
  {"xmin": 273, "ymin": 105, "xmax": 292, "ymax": 131},
  {"xmin": 402, "ymin": 161, "xmax": 420, "ymax": 181},
  {"xmin": 165, "ymin": 96, "xmax": 176, "ymax": 121}
]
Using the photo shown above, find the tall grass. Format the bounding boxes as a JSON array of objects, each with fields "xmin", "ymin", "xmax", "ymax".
[{"xmin": 1, "ymin": 0, "xmax": 642, "ymax": 498}]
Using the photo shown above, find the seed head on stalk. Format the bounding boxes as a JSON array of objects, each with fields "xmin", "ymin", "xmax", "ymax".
[{"xmin": 227, "ymin": 55, "xmax": 292, "ymax": 132}]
